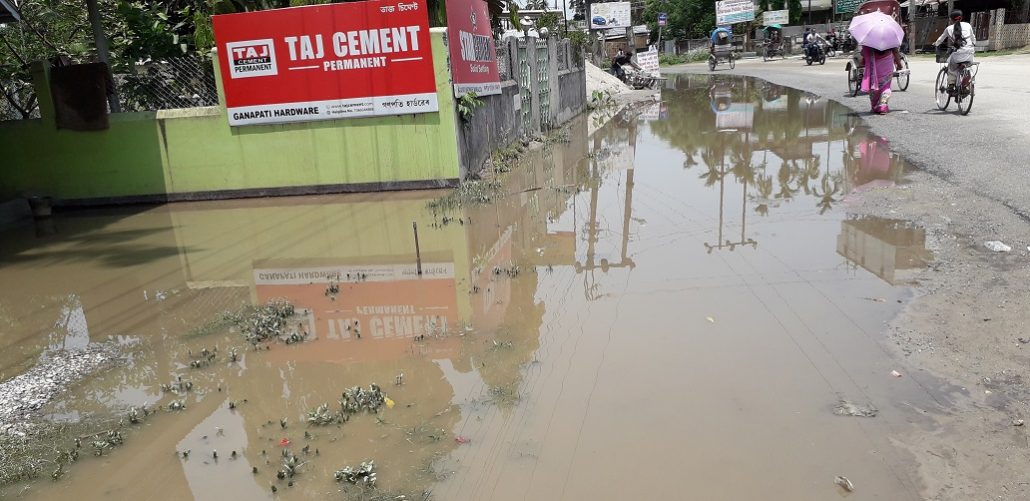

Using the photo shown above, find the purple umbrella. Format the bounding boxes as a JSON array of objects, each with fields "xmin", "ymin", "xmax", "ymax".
[{"xmin": 849, "ymin": 11, "xmax": 904, "ymax": 51}]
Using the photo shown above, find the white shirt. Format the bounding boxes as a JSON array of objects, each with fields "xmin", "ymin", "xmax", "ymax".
[{"xmin": 935, "ymin": 22, "xmax": 976, "ymax": 49}]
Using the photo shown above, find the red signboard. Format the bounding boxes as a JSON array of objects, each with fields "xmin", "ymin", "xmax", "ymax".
[
  {"xmin": 212, "ymin": 0, "xmax": 438, "ymax": 126},
  {"xmin": 445, "ymin": 0, "xmax": 502, "ymax": 96}
]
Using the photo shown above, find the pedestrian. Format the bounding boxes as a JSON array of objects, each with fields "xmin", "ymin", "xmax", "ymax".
[{"xmin": 859, "ymin": 44, "xmax": 903, "ymax": 114}]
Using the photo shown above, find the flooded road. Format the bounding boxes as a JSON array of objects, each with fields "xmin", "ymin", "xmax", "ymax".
[{"xmin": 0, "ymin": 75, "xmax": 943, "ymax": 500}]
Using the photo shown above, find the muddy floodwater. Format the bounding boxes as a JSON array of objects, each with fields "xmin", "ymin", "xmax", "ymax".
[{"xmin": 0, "ymin": 75, "xmax": 944, "ymax": 500}]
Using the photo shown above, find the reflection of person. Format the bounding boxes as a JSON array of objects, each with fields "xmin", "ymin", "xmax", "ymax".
[
  {"xmin": 852, "ymin": 136, "xmax": 895, "ymax": 191},
  {"xmin": 859, "ymin": 45, "xmax": 903, "ymax": 114},
  {"xmin": 934, "ymin": 9, "xmax": 976, "ymax": 91}
]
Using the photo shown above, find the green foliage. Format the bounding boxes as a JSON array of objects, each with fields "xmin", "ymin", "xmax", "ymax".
[
  {"xmin": 457, "ymin": 91, "xmax": 484, "ymax": 122},
  {"xmin": 788, "ymin": 0, "xmax": 803, "ymax": 24},
  {"xmin": 643, "ymin": 0, "xmax": 717, "ymax": 41},
  {"xmin": 536, "ymin": 11, "xmax": 562, "ymax": 35}
]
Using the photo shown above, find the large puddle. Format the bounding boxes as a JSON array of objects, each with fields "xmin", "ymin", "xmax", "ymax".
[{"xmin": 0, "ymin": 75, "xmax": 940, "ymax": 500}]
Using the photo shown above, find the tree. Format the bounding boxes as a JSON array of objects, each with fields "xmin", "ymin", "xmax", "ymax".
[
  {"xmin": 788, "ymin": 0, "xmax": 803, "ymax": 25},
  {"xmin": 642, "ymin": 0, "xmax": 716, "ymax": 41}
]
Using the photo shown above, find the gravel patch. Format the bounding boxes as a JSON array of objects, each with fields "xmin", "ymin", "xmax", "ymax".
[{"xmin": 0, "ymin": 344, "xmax": 119, "ymax": 436}]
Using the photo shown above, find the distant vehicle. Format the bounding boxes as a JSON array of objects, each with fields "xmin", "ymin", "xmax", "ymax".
[{"xmin": 592, "ymin": 16, "xmax": 607, "ymax": 26}]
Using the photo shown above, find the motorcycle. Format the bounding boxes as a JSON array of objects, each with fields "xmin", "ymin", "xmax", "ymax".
[{"xmin": 805, "ymin": 42, "xmax": 827, "ymax": 66}]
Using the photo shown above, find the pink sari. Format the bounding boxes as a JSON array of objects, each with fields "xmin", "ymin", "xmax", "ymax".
[{"xmin": 860, "ymin": 46, "xmax": 894, "ymax": 114}]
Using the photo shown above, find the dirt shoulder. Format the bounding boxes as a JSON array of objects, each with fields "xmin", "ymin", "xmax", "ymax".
[{"xmin": 668, "ymin": 55, "xmax": 1030, "ymax": 500}]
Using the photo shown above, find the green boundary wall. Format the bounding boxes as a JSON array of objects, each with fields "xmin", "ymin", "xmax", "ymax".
[{"xmin": 0, "ymin": 29, "xmax": 461, "ymax": 205}]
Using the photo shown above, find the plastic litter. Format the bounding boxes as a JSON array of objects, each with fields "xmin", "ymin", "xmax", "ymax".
[
  {"xmin": 834, "ymin": 475, "xmax": 855, "ymax": 492},
  {"xmin": 455, "ymin": 436, "xmax": 471, "ymax": 444},
  {"xmin": 890, "ymin": 370, "xmax": 903, "ymax": 378},
  {"xmin": 984, "ymin": 241, "xmax": 1012, "ymax": 252}
]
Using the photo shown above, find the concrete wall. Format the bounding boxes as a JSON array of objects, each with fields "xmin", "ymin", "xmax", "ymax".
[
  {"xmin": 0, "ymin": 29, "xmax": 462, "ymax": 205},
  {"xmin": 456, "ymin": 36, "xmax": 586, "ymax": 177},
  {"xmin": 988, "ymin": 9, "xmax": 1030, "ymax": 50}
]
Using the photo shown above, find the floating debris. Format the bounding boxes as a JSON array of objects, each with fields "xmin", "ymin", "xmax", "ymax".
[
  {"xmin": 833, "ymin": 400, "xmax": 878, "ymax": 418},
  {"xmin": 160, "ymin": 377, "xmax": 193, "ymax": 394},
  {"xmin": 455, "ymin": 436, "xmax": 470, "ymax": 445},
  {"xmin": 90, "ymin": 430, "xmax": 124, "ymax": 456},
  {"xmin": 167, "ymin": 400, "xmax": 187, "ymax": 411},
  {"xmin": 890, "ymin": 370, "xmax": 903, "ymax": 378},
  {"xmin": 306, "ymin": 403, "xmax": 340, "ymax": 426},
  {"xmin": 126, "ymin": 405, "xmax": 150, "ymax": 424},
  {"xmin": 222, "ymin": 299, "xmax": 297, "ymax": 345},
  {"xmin": 341, "ymin": 384, "xmax": 387, "ymax": 415},
  {"xmin": 1014, "ymin": 419, "xmax": 1025, "ymax": 427},
  {"xmin": 334, "ymin": 460, "xmax": 377, "ymax": 487}
]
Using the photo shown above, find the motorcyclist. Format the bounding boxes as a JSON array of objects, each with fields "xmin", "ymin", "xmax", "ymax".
[
  {"xmin": 610, "ymin": 47, "xmax": 640, "ymax": 81},
  {"xmin": 803, "ymin": 28, "xmax": 827, "ymax": 60},
  {"xmin": 933, "ymin": 9, "xmax": 976, "ymax": 93}
]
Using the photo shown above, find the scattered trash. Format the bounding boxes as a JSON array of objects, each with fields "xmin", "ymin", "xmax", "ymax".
[
  {"xmin": 985, "ymin": 390, "xmax": 992, "ymax": 395},
  {"xmin": 384, "ymin": 397, "xmax": 395, "ymax": 409},
  {"xmin": 306, "ymin": 403, "xmax": 340, "ymax": 426},
  {"xmin": 833, "ymin": 400, "xmax": 879, "ymax": 418},
  {"xmin": 984, "ymin": 241, "xmax": 1012, "ymax": 253},
  {"xmin": 1013, "ymin": 419, "xmax": 1024, "ymax": 427},
  {"xmin": 863, "ymin": 297, "xmax": 887, "ymax": 303},
  {"xmin": 890, "ymin": 370, "xmax": 903, "ymax": 378},
  {"xmin": 705, "ymin": 316, "xmax": 715, "ymax": 324},
  {"xmin": 334, "ymin": 460, "xmax": 376, "ymax": 487},
  {"xmin": 1018, "ymin": 338, "xmax": 1030, "ymax": 344},
  {"xmin": 279, "ymin": 438, "xmax": 290, "ymax": 447},
  {"xmin": 455, "ymin": 435, "xmax": 470, "ymax": 445},
  {"xmin": 834, "ymin": 475, "xmax": 855, "ymax": 492}
]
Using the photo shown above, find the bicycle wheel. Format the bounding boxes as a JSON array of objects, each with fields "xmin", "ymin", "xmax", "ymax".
[
  {"xmin": 848, "ymin": 68, "xmax": 859, "ymax": 96},
  {"xmin": 729, "ymin": 55, "xmax": 736, "ymax": 70},
  {"xmin": 935, "ymin": 68, "xmax": 951, "ymax": 110},
  {"xmin": 709, "ymin": 57, "xmax": 716, "ymax": 72},
  {"xmin": 896, "ymin": 57, "xmax": 910, "ymax": 91},
  {"xmin": 958, "ymin": 76, "xmax": 974, "ymax": 115}
]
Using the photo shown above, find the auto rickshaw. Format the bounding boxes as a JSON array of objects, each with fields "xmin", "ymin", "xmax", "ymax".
[
  {"xmin": 708, "ymin": 27, "xmax": 735, "ymax": 71},
  {"xmin": 844, "ymin": 0, "xmax": 910, "ymax": 96}
]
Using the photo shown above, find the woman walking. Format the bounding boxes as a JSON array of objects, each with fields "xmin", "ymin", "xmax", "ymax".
[{"xmin": 860, "ymin": 45, "xmax": 903, "ymax": 114}]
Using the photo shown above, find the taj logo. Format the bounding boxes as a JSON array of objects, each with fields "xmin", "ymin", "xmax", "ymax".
[{"xmin": 226, "ymin": 39, "xmax": 278, "ymax": 79}]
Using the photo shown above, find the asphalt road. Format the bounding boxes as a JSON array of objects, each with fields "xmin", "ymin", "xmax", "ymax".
[{"xmin": 667, "ymin": 53, "xmax": 1030, "ymax": 221}]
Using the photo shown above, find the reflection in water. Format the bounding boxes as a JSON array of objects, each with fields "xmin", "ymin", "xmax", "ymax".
[
  {"xmin": 838, "ymin": 216, "xmax": 932, "ymax": 285},
  {"xmin": 0, "ymin": 75, "xmax": 935, "ymax": 500}
]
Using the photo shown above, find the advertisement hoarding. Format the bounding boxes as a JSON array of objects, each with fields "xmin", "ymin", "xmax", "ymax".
[
  {"xmin": 763, "ymin": 9, "xmax": 788, "ymax": 26},
  {"xmin": 590, "ymin": 2, "xmax": 631, "ymax": 30},
  {"xmin": 637, "ymin": 46, "xmax": 660, "ymax": 76},
  {"xmin": 715, "ymin": 0, "xmax": 755, "ymax": 25},
  {"xmin": 446, "ymin": 0, "xmax": 501, "ymax": 96},
  {"xmin": 212, "ymin": 0, "xmax": 438, "ymax": 127},
  {"xmin": 835, "ymin": 0, "xmax": 862, "ymax": 15}
]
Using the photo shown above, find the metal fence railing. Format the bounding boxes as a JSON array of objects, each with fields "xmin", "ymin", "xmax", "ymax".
[{"xmin": 116, "ymin": 56, "xmax": 218, "ymax": 112}]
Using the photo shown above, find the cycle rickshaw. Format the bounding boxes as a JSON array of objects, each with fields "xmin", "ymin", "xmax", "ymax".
[
  {"xmin": 762, "ymin": 24, "xmax": 787, "ymax": 61},
  {"xmin": 708, "ymin": 27, "xmax": 735, "ymax": 71}
]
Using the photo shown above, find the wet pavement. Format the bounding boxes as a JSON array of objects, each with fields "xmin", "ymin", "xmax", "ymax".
[{"xmin": 0, "ymin": 75, "xmax": 943, "ymax": 500}]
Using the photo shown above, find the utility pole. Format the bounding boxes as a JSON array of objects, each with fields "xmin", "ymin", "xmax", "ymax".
[
  {"xmin": 808, "ymin": 0, "xmax": 812, "ymax": 27},
  {"xmin": 85, "ymin": 0, "xmax": 120, "ymax": 112}
]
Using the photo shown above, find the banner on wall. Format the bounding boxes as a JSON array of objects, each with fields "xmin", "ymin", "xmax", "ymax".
[
  {"xmin": 446, "ymin": 0, "xmax": 501, "ymax": 96},
  {"xmin": 715, "ymin": 0, "xmax": 755, "ymax": 25},
  {"xmin": 763, "ymin": 9, "xmax": 788, "ymax": 26},
  {"xmin": 590, "ymin": 2, "xmax": 631, "ymax": 30},
  {"xmin": 212, "ymin": 0, "xmax": 438, "ymax": 127}
]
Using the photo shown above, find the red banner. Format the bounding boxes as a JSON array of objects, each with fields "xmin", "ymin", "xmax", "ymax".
[
  {"xmin": 445, "ymin": 0, "xmax": 501, "ymax": 96},
  {"xmin": 212, "ymin": 1, "xmax": 438, "ymax": 126}
]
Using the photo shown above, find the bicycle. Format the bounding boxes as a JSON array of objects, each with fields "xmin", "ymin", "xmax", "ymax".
[
  {"xmin": 934, "ymin": 47, "xmax": 978, "ymax": 115},
  {"xmin": 846, "ymin": 53, "xmax": 909, "ymax": 97}
]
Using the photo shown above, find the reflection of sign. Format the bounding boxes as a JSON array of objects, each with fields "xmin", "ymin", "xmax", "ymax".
[
  {"xmin": 590, "ymin": 2, "xmax": 631, "ymax": 30},
  {"xmin": 715, "ymin": 103, "xmax": 754, "ymax": 129},
  {"xmin": 835, "ymin": 0, "xmax": 862, "ymax": 14},
  {"xmin": 212, "ymin": 0, "xmax": 437, "ymax": 126},
  {"xmin": 255, "ymin": 263, "xmax": 458, "ymax": 343},
  {"xmin": 640, "ymin": 100, "xmax": 668, "ymax": 121},
  {"xmin": 658, "ymin": 12, "xmax": 668, "ymax": 27},
  {"xmin": 446, "ymin": 0, "xmax": 501, "ymax": 96},
  {"xmin": 716, "ymin": 0, "xmax": 755, "ymax": 25},
  {"xmin": 637, "ymin": 46, "xmax": 659, "ymax": 75},
  {"xmin": 763, "ymin": 9, "xmax": 788, "ymax": 26}
]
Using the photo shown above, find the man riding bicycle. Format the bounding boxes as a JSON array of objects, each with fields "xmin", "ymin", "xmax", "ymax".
[{"xmin": 933, "ymin": 9, "xmax": 976, "ymax": 93}]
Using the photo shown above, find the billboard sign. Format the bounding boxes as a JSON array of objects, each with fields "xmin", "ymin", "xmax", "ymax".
[
  {"xmin": 637, "ymin": 46, "xmax": 659, "ymax": 76},
  {"xmin": 446, "ymin": 0, "xmax": 501, "ymax": 96},
  {"xmin": 590, "ymin": 2, "xmax": 631, "ymax": 30},
  {"xmin": 763, "ymin": 9, "xmax": 788, "ymax": 25},
  {"xmin": 658, "ymin": 12, "xmax": 668, "ymax": 27},
  {"xmin": 715, "ymin": 0, "xmax": 755, "ymax": 25},
  {"xmin": 835, "ymin": 0, "xmax": 862, "ymax": 14},
  {"xmin": 212, "ymin": 0, "xmax": 438, "ymax": 127}
]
